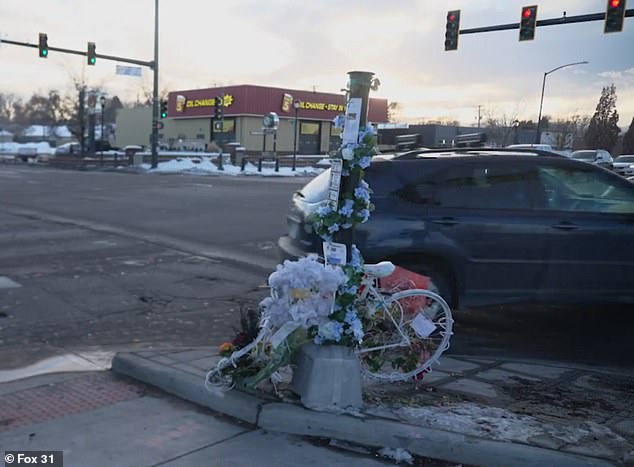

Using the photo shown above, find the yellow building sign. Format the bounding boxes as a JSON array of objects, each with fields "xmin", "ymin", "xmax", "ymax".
[
  {"xmin": 183, "ymin": 94, "xmax": 234, "ymax": 110},
  {"xmin": 299, "ymin": 101, "xmax": 345, "ymax": 112}
]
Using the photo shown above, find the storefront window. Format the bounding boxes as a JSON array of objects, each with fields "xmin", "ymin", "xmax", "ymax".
[{"xmin": 301, "ymin": 122, "xmax": 320, "ymax": 135}]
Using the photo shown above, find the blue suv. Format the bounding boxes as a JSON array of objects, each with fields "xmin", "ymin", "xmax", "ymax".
[{"xmin": 278, "ymin": 148, "xmax": 634, "ymax": 310}]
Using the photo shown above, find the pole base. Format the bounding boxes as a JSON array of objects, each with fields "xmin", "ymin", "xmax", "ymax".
[{"xmin": 291, "ymin": 343, "xmax": 362, "ymax": 411}]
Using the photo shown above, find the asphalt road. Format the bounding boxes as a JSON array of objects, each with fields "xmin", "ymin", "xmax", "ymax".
[
  {"xmin": 0, "ymin": 164, "xmax": 632, "ymax": 371},
  {"xmin": 0, "ymin": 164, "xmax": 307, "ymax": 270}
]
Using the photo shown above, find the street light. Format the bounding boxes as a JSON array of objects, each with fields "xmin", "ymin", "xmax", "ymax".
[
  {"xmin": 535, "ymin": 60, "xmax": 588, "ymax": 144},
  {"xmin": 99, "ymin": 95, "xmax": 106, "ymax": 166},
  {"xmin": 292, "ymin": 99, "xmax": 301, "ymax": 171}
]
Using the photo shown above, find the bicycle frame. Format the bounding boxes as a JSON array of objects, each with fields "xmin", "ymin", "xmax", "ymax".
[{"xmin": 356, "ymin": 274, "xmax": 413, "ymax": 354}]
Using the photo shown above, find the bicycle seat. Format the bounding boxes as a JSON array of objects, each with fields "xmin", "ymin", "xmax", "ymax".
[{"xmin": 363, "ymin": 261, "xmax": 396, "ymax": 278}]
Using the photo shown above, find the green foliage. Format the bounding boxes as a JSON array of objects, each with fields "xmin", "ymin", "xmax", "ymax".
[
  {"xmin": 584, "ymin": 84, "xmax": 621, "ymax": 152},
  {"xmin": 622, "ymin": 117, "xmax": 634, "ymax": 154}
]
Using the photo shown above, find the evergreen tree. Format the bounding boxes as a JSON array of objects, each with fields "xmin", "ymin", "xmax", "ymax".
[
  {"xmin": 584, "ymin": 84, "xmax": 620, "ymax": 152},
  {"xmin": 623, "ymin": 117, "xmax": 634, "ymax": 154}
]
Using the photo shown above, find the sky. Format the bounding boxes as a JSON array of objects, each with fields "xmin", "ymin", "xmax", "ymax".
[{"xmin": 1, "ymin": 0, "xmax": 633, "ymax": 129}]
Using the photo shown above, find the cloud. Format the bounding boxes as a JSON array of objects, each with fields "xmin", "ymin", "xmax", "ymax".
[{"xmin": 1, "ymin": 0, "xmax": 632, "ymax": 128}]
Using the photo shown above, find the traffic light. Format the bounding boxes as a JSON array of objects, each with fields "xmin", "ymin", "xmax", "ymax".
[
  {"xmin": 519, "ymin": 5, "xmax": 538, "ymax": 41},
  {"xmin": 38, "ymin": 33, "xmax": 48, "ymax": 58},
  {"xmin": 160, "ymin": 100, "xmax": 168, "ymax": 119},
  {"xmin": 214, "ymin": 95, "xmax": 224, "ymax": 120},
  {"xmin": 87, "ymin": 42, "xmax": 96, "ymax": 65},
  {"xmin": 444, "ymin": 10, "xmax": 461, "ymax": 51},
  {"xmin": 605, "ymin": 0, "xmax": 626, "ymax": 33}
]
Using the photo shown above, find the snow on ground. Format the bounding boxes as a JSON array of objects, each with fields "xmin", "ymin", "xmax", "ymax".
[
  {"xmin": 139, "ymin": 156, "xmax": 326, "ymax": 177},
  {"xmin": 396, "ymin": 403, "xmax": 627, "ymax": 445},
  {"xmin": 0, "ymin": 141, "xmax": 53, "ymax": 155}
]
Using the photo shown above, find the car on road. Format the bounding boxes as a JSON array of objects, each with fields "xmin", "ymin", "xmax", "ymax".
[
  {"xmin": 570, "ymin": 149, "xmax": 614, "ymax": 170},
  {"xmin": 506, "ymin": 143, "xmax": 554, "ymax": 151},
  {"xmin": 613, "ymin": 155, "xmax": 634, "ymax": 177},
  {"xmin": 278, "ymin": 148, "xmax": 634, "ymax": 310},
  {"xmin": 54, "ymin": 142, "xmax": 81, "ymax": 156}
]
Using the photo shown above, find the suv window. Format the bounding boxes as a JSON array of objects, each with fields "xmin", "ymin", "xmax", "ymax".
[
  {"xmin": 538, "ymin": 166, "xmax": 634, "ymax": 213},
  {"xmin": 433, "ymin": 162, "xmax": 534, "ymax": 210}
]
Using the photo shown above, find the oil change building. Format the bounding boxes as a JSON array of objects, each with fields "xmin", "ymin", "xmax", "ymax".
[{"xmin": 163, "ymin": 84, "xmax": 388, "ymax": 155}]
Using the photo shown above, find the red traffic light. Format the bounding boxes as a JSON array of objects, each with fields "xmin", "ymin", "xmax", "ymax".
[
  {"xmin": 522, "ymin": 7, "xmax": 533, "ymax": 18},
  {"xmin": 444, "ymin": 9, "xmax": 461, "ymax": 51},
  {"xmin": 610, "ymin": 0, "xmax": 620, "ymax": 7}
]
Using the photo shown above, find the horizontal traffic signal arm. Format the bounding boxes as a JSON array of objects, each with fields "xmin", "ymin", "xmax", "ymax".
[
  {"xmin": 0, "ymin": 37, "xmax": 154, "ymax": 68},
  {"xmin": 458, "ymin": 8, "xmax": 633, "ymax": 36}
]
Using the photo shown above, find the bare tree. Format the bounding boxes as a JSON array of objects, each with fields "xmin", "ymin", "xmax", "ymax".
[
  {"xmin": 387, "ymin": 102, "xmax": 402, "ymax": 123},
  {"xmin": 0, "ymin": 93, "xmax": 22, "ymax": 126},
  {"xmin": 549, "ymin": 114, "xmax": 590, "ymax": 149},
  {"xmin": 483, "ymin": 107, "xmax": 519, "ymax": 147}
]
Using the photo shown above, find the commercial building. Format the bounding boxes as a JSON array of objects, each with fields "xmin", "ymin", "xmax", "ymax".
[{"xmin": 162, "ymin": 84, "xmax": 388, "ymax": 155}]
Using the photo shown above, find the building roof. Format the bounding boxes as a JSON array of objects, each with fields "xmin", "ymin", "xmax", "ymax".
[{"xmin": 168, "ymin": 83, "xmax": 388, "ymax": 123}]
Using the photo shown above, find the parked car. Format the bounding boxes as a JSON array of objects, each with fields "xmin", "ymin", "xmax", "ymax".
[
  {"xmin": 570, "ymin": 149, "xmax": 614, "ymax": 170},
  {"xmin": 54, "ymin": 142, "xmax": 81, "ymax": 156},
  {"xmin": 613, "ymin": 155, "xmax": 634, "ymax": 177},
  {"xmin": 506, "ymin": 143, "xmax": 553, "ymax": 151},
  {"xmin": 278, "ymin": 148, "xmax": 634, "ymax": 310}
]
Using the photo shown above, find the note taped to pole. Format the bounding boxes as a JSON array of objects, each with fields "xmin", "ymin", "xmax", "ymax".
[{"xmin": 342, "ymin": 98, "xmax": 362, "ymax": 145}]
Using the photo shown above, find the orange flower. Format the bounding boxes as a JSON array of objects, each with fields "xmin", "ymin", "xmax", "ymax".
[{"xmin": 219, "ymin": 342, "xmax": 234, "ymax": 356}]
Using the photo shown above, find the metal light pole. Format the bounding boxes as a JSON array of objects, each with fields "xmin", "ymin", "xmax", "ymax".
[
  {"xmin": 99, "ymin": 95, "xmax": 106, "ymax": 166},
  {"xmin": 535, "ymin": 60, "xmax": 588, "ymax": 144},
  {"xmin": 292, "ymin": 99, "xmax": 300, "ymax": 171},
  {"xmin": 150, "ymin": 0, "xmax": 160, "ymax": 168}
]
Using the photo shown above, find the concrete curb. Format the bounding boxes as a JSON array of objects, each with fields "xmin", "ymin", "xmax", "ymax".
[
  {"xmin": 112, "ymin": 352, "xmax": 615, "ymax": 467},
  {"xmin": 111, "ymin": 353, "xmax": 263, "ymax": 425}
]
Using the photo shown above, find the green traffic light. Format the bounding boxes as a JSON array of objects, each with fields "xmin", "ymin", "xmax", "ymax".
[
  {"xmin": 161, "ymin": 112, "xmax": 167, "ymax": 118},
  {"xmin": 42, "ymin": 50, "xmax": 48, "ymax": 57},
  {"xmin": 90, "ymin": 57, "xmax": 96, "ymax": 64}
]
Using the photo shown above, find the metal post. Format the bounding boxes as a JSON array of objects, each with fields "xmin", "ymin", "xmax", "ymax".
[
  {"xmin": 535, "ymin": 61, "xmax": 589, "ymax": 144},
  {"xmin": 78, "ymin": 87, "xmax": 85, "ymax": 156},
  {"xmin": 293, "ymin": 101, "xmax": 300, "ymax": 171},
  {"xmin": 218, "ymin": 94, "xmax": 224, "ymax": 171},
  {"xmin": 273, "ymin": 130, "xmax": 277, "ymax": 157},
  {"xmin": 535, "ymin": 72, "xmax": 547, "ymax": 144},
  {"xmin": 100, "ymin": 96, "xmax": 105, "ymax": 166},
  {"xmin": 150, "ymin": 0, "xmax": 159, "ymax": 168},
  {"xmin": 334, "ymin": 70, "xmax": 374, "ymax": 261}
]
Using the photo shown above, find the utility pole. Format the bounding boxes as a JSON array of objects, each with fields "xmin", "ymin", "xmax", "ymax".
[
  {"xmin": 477, "ymin": 105, "xmax": 482, "ymax": 128},
  {"xmin": 150, "ymin": 0, "xmax": 160, "ymax": 168},
  {"xmin": 334, "ymin": 70, "xmax": 374, "ymax": 262},
  {"xmin": 78, "ymin": 87, "xmax": 86, "ymax": 155}
]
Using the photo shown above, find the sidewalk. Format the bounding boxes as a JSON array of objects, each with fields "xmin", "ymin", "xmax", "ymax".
[{"xmin": 112, "ymin": 348, "xmax": 634, "ymax": 467}]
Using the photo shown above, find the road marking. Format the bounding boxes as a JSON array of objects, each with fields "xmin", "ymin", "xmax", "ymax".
[{"xmin": 0, "ymin": 276, "xmax": 21, "ymax": 289}]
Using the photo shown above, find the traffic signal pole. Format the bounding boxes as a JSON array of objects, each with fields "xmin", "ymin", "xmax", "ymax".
[
  {"xmin": 151, "ymin": 0, "xmax": 159, "ymax": 169},
  {"xmin": 0, "ymin": 38, "xmax": 153, "ymax": 67},
  {"xmin": 457, "ymin": 8, "xmax": 633, "ymax": 36},
  {"xmin": 2, "ymin": 20, "xmax": 160, "ymax": 167}
]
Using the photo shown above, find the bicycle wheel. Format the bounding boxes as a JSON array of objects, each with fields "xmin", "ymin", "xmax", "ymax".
[{"xmin": 358, "ymin": 289, "xmax": 453, "ymax": 382}]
